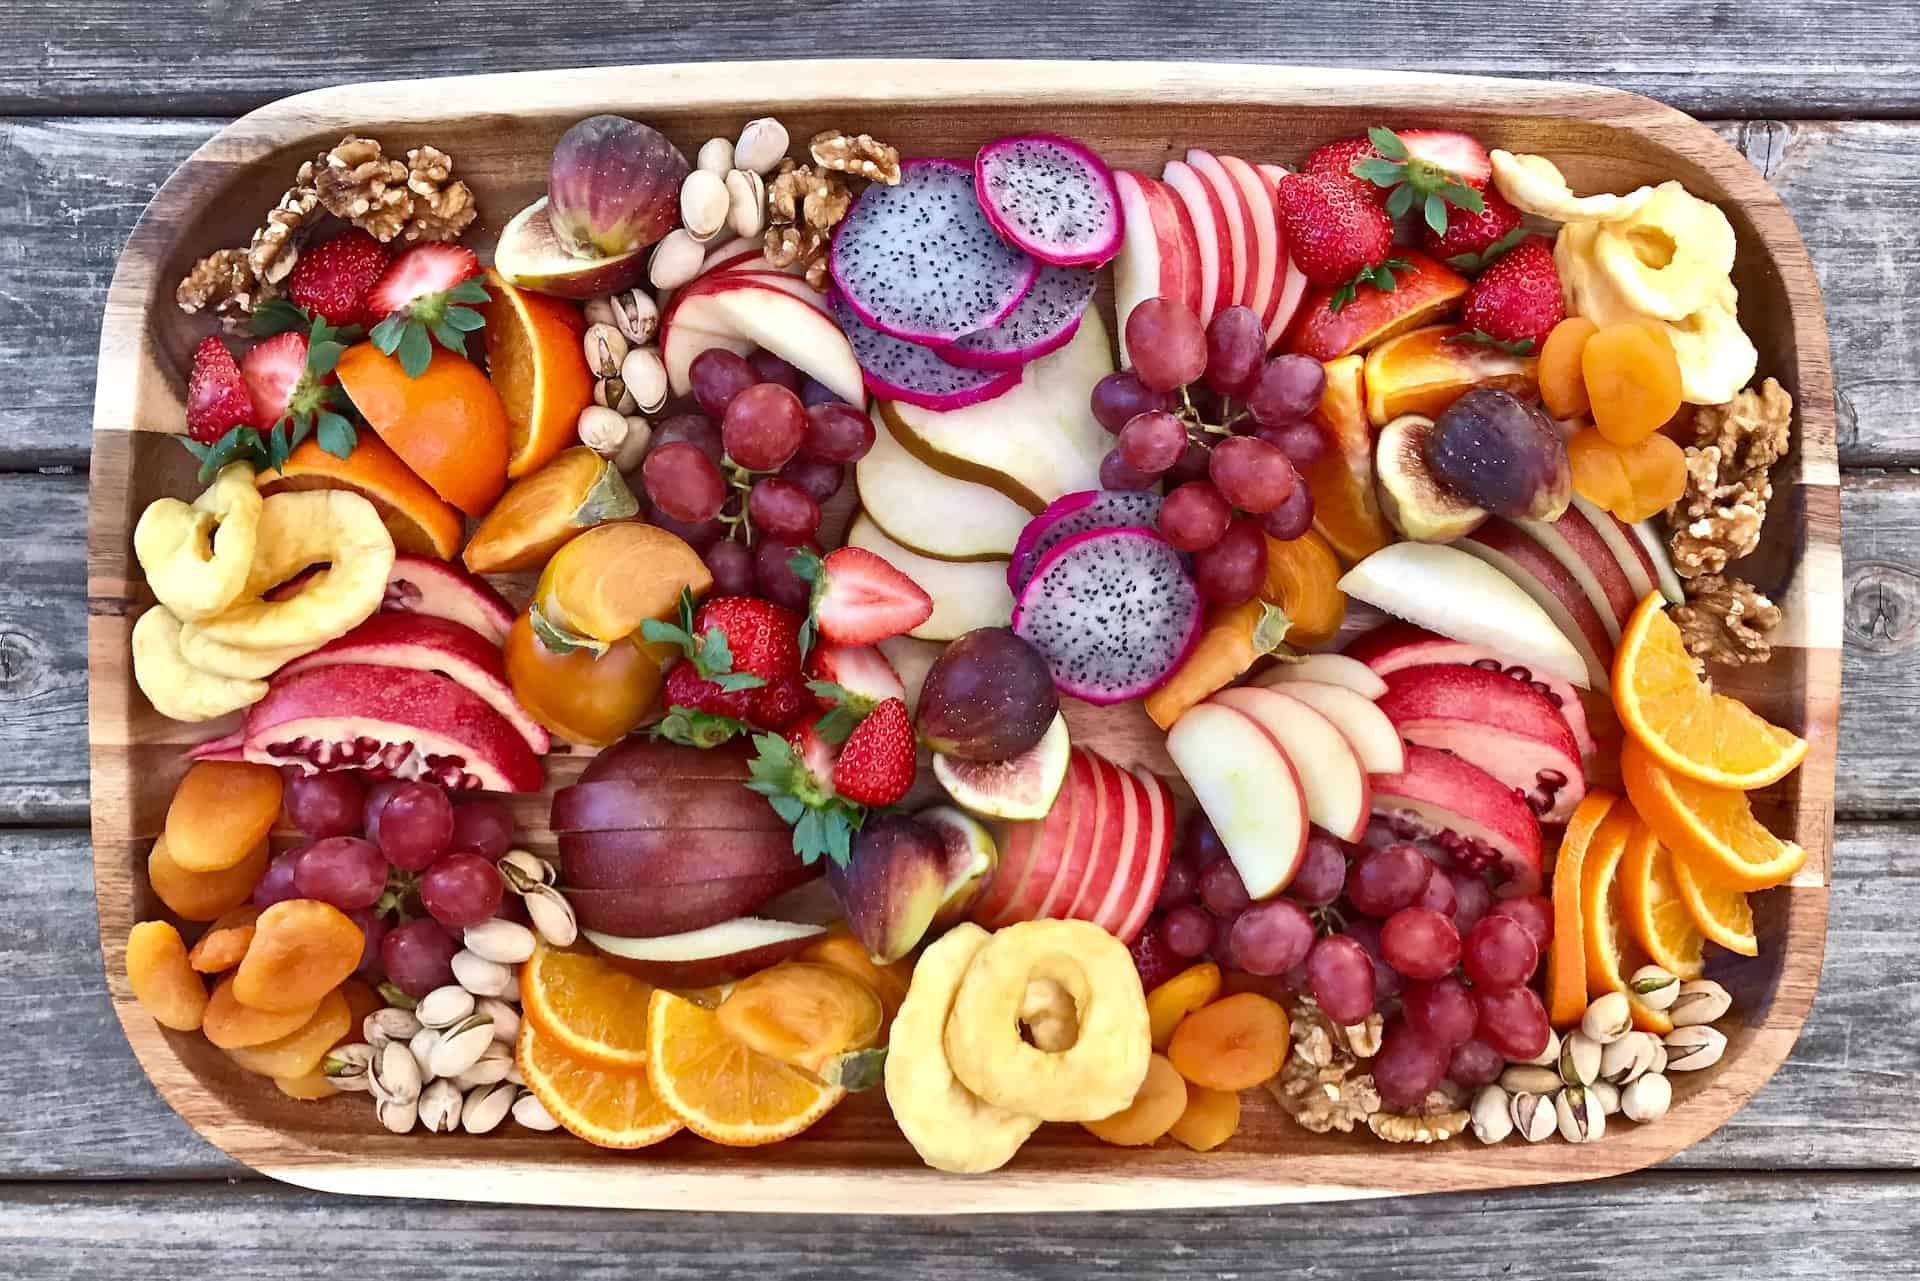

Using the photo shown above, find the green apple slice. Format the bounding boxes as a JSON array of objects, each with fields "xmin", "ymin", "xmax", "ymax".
[
  {"xmin": 845, "ymin": 514, "xmax": 1012, "ymax": 642},
  {"xmin": 855, "ymin": 406, "xmax": 1032, "ymax": 561}
]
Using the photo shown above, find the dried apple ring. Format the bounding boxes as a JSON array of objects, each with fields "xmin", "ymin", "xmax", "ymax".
[
  {"xmin": 133, "ymin": 464, "xmax": 263, "ymax": 622},
  {"xmin": 191, "ymin": 490, "xmax": 395, "ymax": 652},
  {"xmin": 132, "ymin": 605, "xmax": 267, "ymax": 722},
  {"xmin": 943, "ymin": 919, "xmax": 1150, "ymax": 1123},
  {"xmin": 883, "ymin": 924, "xmax": 1041, "ymax": 1174},
  {"xmin": 177, "ymin": 620, "xmax": 323, "ymax": 680}
]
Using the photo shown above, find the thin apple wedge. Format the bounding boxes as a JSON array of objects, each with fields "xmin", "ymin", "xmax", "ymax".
[
  {"xmin": 1165, "ymin": 702, "xmax": 1308, "ymax": 900},
  {"xmin": 1110, "ymin": 767, "xmax": 1174, "ymax": 943},
  {"xmin": 1072, "ymin": 761, "xmax": 1148, "ymax": 928},
  {"xmin": 1456, "ymin": 518, "xmax": 1617, "ymax": 691},
  {"xmin": 1269, "ymin": 679, "xmax": 1404, "ymax": 776},
  {"xmin": 1113, "ymin": 170, "xmax": 1203, "ymax": 363},
  {"xmin": 1253, "ymin": 652, "xmax": 1387, "ymax": 700},
  {"xmin": 584, "ymin": 917, "xmax": 827, "ymax": 986},
  {"xmin": 1210, "ymin": 687, "xmax": 1372, "ymax": 841}
]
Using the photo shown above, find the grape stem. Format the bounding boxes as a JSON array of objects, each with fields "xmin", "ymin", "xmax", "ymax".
[
  {"xmin": 720, "ymin": 460, "xmax": 757, "ymax": 543},
  {"xmin": 1176, "ymin": 384, "xmax": 1247, "ymax": 443}
]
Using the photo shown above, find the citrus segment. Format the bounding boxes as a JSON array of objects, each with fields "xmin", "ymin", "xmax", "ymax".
[
  {"xmin": 480, "ymin": 269, "xmax": 595, "ymax": 478},
  {"xmin": 1614, "ymin": 593, "xmax": 1808, "ymax": 789},
  {"xmin": 1621, "ymin": 736, "xmax": 1808, "ymax": 890},
  {"xmin": 1578, "ymin": 808, "xmax": 1674, "ymax": 1035},
  {"xmin": 1620, "ymin": 832, "xmax": 1706, "ymax": 979},
  {"xmin": 519, "ymin": 943, "xmax": 655, "ymax": 1071},
  {"xmin": 1671, "ymin": 851, "xmax": 1760, "ymax": 956},
  {"xmin": 645, "ymin": 988, "xmax": 846, "ymax": 1146},
  {"xmin": 337, "ymin": 343, "xmax": 509, "ymax": 517},
  {"xmin": 1547, "ymin": 791, "xmax": 1615, "ymax": 1027},
  {"xmin": 260, "ymin": 433, "xmax": 466, "ymax": 560},
  {"xmin": 516, "ymin": 1019, "xmax": 682, "ymax": 1149}
]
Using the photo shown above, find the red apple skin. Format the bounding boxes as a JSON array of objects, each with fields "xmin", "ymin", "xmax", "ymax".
[
  {"xmin": 1527, "ymin": 503, "xmax": 1638, "ymax": 631},
  {"xmin": 551, "ymin": 778, "xmax": 788, "ymax": 834},
  {"xmin": 1459, "ymin": 517, "xmax": 1616, "ymax": 688},
  {"xmin": 1285, "ymin": 251, "xmax": 1469, "ymax": 361},
  {"xmin": 1114, "ymin": 171, "xmax": 1204, "ymax": 319},
  {"xmin": 1111, "ymin": 768, "xmax": 1175, "ymax": 943},
  {"xmin": 1078, "ymin": 764, "xmax": 1148, "ymax": 930},
  {"xmin": 1163, "ymin": 159, "xmax": 1234, "ymax": 323},
  {"xmin": 1376, "ymin": 665, "xmax": 1587, "ymax": 822},
  {"xmin": 978, "ymin": 751, "xmax": 1094, "ymax": 927},
  {"xmin": 1066, "ymin": 752, "xmax": 1142, "ymax": 922},
  {"xmin": 565, "ymin": 876, "xmax": 807, "ymax": 938},
  {"xmin": 589, "ymin": 931, "xmax": 823, "ymax": 987},
  {"xmin": 1369, "ymin": 744, "xmax": 1544, "ymax": 897},
  {"xmin": 557, "ymin": 827, "xmax": 808, "ymax": 890},
  {"xmin": 1050, "ymin": 751, "xmax": 1131, "ymax": 921}
]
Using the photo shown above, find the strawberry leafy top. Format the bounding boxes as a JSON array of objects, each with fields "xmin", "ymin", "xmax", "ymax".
[
  {"xmin": 182, "ymin": 310, "xmax": 360, "ymax": 482},
  {"xmin": 746, "ymin": 731, "xmax": 864, "ymax": 866},
  {"xmin": 370, "ymin": 276, "xmax": 489, "ymax": 378},
  {"xmin": 1328, "ymin": 255, "xmax": 1412, "ymax": 313},
  {"xmin": 1350, "ymin": 126, "xmax": 1485, "ymax": 236},
  {"xmin": 639, "ymin": 588, "xmax": 768, "ymax": 693}
]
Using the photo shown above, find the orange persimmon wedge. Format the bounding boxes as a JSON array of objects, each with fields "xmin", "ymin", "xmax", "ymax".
[{"xmin": 1547, "ymin": 791, "xmax": 1615, "ymax": 1027}]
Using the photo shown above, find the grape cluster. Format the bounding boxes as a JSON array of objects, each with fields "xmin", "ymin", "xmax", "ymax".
[
  {"xmin": 639, "ymin": 349, "xmax": 877, "ymax": 612},
  {"xmin": 1092, "ymin": 298, "xmax": 1332, "ymax": 606},
  {"xmin": 1136, "ymin": 813, "xmax": 1554, "ymax": 1112},
  {"xmin": 263, "ymin": 770, "xmax": 523, "ymax": 998}
]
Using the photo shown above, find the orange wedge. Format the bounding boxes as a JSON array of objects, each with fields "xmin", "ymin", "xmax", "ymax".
[
  {"xmin": 515, "ymin": 1019, "xmax": 681, "ymax": 1149},
  {"xmin": 1620, "ymin": 833, "xmax": 1707, "ymax": 979},
  {"xmin": 481, "ymin": 268, "xmax": 595, "ymax": 479},
  {"xmin": 1547, "ymin": 791, "xmax": 1615, "ymax": 1027},
  {"xmin": 1613, "ymin": 593, "xmax": 1808, "ymax": 789},
  {"xmin": 260, "ymin": 433, "xmax": 466, "ymax": 560},
  {"xmin": 645, "ymin": 988, "xmax": 846, "ymax": 1147},
  {"xmin": 1578, "ymin": 807, "xmax": 1674, "ymax": 1035},
  {"xmin": 519, "ymin": 943, "xmax": 655, "ymax": 1071},
  {"xmin": 1671, "ymin": 852, "xmax": 1760, "ymax": 956},
  {"xmin": 1621, "ymin": 736, "xmax": 1809, "ymax": 891},
  {"xmin": 337, "ymin": 343, "xmax": 509, "ymax": 517}
]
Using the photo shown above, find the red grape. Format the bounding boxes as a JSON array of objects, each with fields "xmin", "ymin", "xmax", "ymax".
[
  {"xmin": 1380, "ymin": 906, "xmax": 1462, "ymax": 981},
  {"xmin": 689, "ymin": 349, "xmax": 757, "ymax": 420},
  {"xmin": 1098, "ymin": 449, "xmax": 1158, "ymax": 491},
  {"xmin": 646, "ymin": 504, "xmax": 724, "ymax": 551},
  {"xmin": 1473, "ymin": 984, "xmax": 1552, "ymax": 1061},
  {"xmin": 1447, "ymin": 1037, "xmax": 1505, "ymax": 1089},
  {"xmin": 1448, "ymin": 870, "xmax": 1493, "ymax": 935},
  {"xmin": 747, "ymin": 349, "xmax": 803, "ymax": 391},
  {"xmin": 373, "ymin": 781, "xmax": 452, "ymax": 873},
  {"xmin": 747, "ymin": 477, "xmax": 821, "ymax": 543},
  {"xmin": 362, "ymin": 780, "xmax": 401, "ymax": 845},
  {"xmin": 643, "ymin": 441, "xmax": 727, "ymax": 522},
  {"xmin": 1090, "ymin": 371, "xmax": 1172, "ymax": 433},
  {"xmin": 1372, "ymin": 1019, "xmax": 1450, "ymax": 1110},
  {"xmin": 800, "ymin": 402, "xmax": 875, "ymax": 464},
  {"xmin": 251, "ymin": 849, "xmax": 303, "ymax": 909},
  {"xmin": 1159, "ymin": 481, "xmax": 1232, "ymax": 551},
  {"xmin": 449, "ymin": 798, "xmax": 514, "ymax": 861},
  {"xmin": 381, "ymin": 917, "xmax": 460, "ymax": 998},
  {"xmin": 1130, "ymin": 922, "xmax": 1186, "ymax": 993},
  {"xmin": 1258, "ymin": 420, "xmax": 1330, "ymax": 469},
  {"xmin": 1247, "ymin": 354, "xmax": 1327, "ymax": 425},
  {"xmin": 1347, "ymin": 842, "xmax": 1433, "ymax": 918},
  {"xmin": 1159, "ymin": 903, "xmax": 1215, "ymax": 959},
  {"xmin": 1461, "ymin": 914, "xmax": 1540, "ymax": 990},
  {"xmin": 1197, "ymin": 857, "xmax": 1252, "ymax": 917},
  {"xmin": 799, "ymin": 378, "xmax": 842, "ymax": 408},
  {"xmin": 1402, "ymin": 976, "xmax": 1479, "ymax": 1047},
  {"xmin": 293, "ymin": 836, "xmax": 389, "ymax": 910},
  {"xmin": 1155, "ymin": 858, "xmax": 1197, "ymax": 911},
  {"xmin": 1166, "ymin": 440, "xmax": 1213, "ymax": 488},
  {"xmin": 419, "ymin": 852, "xmax": 505, "ymax": 929},
  {"xmin": 1417, "ymin": 869, "xmax": 1457, "ymax": 918},
  {"xmin": 345, "ymin": 906, "xmax": 390, "ymax": 977},
  {"xmin": 722, "ymin": 383, "xmax": 807, "ymax": 471},
  {"xmin": 1192, "ymin": 515, "xmax": 1268, "ymax": 604},
  {"xmin": 284, "ymin": 771, "xmax": 365, "ymax": 839},
  {"xmin": 1343, "ymin": 917, "xmax": 1401, "ymax": 1000},
  {"xmin": 1305, "ymin": 934, "xmax": 1377, "ymax": 1024},
  {"xmin": 777, "ymin": 456, "xmax": 844, "ymax": 505},
  {"xmin": 1203, "ymin": 305, "xmax": 1265, "ymax": 396},
  {"xmin": 1183, "ymin": 812, "xmax": 1227, "ymax": 866},
  {"xmin": 1124, "ymin": 297, "xmax": 1208, "ymax": 392},
  {"xmin": 1257, "ymin": 482, "xmax": 1315, "ymax": 541},
  {"xmin": 1209, "ymin": 436, "xmax": 1298, "ymax": 515},
  {"xmin": 754, "ymin": 538, "xmax": 818, "ymax": 613},
  {"xmin": 1287, "ymin": 833, "xmax": 1348, "ymax": 906},
  {"xmin": 702, "ymin": 537, "xmax": 756, "ymax": 595},
  {"xmin": 1488, "ymin": 894, "xmax": 1555, "ymax": 953},
  {"xmin": 1117, "ymin": 410, "xmax": 1189, "ymax": 475},
  {"xmin": 651, "ymin": 412, "xmax": 723, "ymax": 464},
  {"xmin": 1228, "ymin": 899, "xmax": 1315, "ymax": 975}
]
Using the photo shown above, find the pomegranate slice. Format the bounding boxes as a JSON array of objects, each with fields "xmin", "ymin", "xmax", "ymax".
[
  {"xmin": 1369, "ymin": 743, "xmax": 1544, "ymax": 897},
  {"xmin": 266, "ymin": 554, "xmax": 517, "ymax": 647}
]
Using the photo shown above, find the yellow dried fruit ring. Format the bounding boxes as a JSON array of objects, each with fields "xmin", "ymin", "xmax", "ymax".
[
  {"xmin": 192, "ymin": 489, "xmax": 395, "ymax": 652},
  {"xmin": 131, "ymin": 605, "xmax": 267, "ymax": 722},
  {"xmin": 943, "ymin": 919, "xmax": 1150, "ymax": 1123},
  {"xmin": 133, "ymin": 463, "xmax": 263, "ymax": 622}
]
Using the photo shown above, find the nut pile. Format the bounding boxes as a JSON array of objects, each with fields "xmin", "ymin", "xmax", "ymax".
[
  {"xmin": 648, "ymin": 116, "xmax": 789, "ymax": 292},
  {"xmin": 574, "ymin": 300, "xmax": 665, "ymax": 472}
]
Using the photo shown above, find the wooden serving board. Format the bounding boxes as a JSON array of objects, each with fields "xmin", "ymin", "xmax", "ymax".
[{"xmin": 86, "ymin": 59, "xmax": 1839, "ymax": 1212}]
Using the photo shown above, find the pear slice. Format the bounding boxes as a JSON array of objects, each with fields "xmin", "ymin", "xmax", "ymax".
[
  {"xmin": 881, "ymin": 307, "xmax": 1114, "ymax": 513},
  {"xmin": 845, "ymin": 514, "xmax": 1013, "ymax": 642},
  {"xmin": 855, "ymin": 406, "xmax": 1032, "ymax": 562}
]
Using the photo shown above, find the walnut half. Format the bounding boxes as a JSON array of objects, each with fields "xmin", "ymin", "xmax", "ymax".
[{"xmin": 1672, "ymin": 574, "xmax": 1782, "ymax": 666}]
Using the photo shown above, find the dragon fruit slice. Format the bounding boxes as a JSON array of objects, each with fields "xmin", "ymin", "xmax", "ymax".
[
  {"xmin": 831, "ymin": 296, "xmax": 1021, "ymax": 411},
  {"xmin": 1011, "ymin": 527, "xmax": 1201, "ymax": 704},
  {"xmin": 934, "ymin": 265, "xmax": 1097, "ymax": 371},
  {"xmin": 829, "ymin": 158, "xmax": 1039, "ymax": 343},
  {"xmin": 1007, "ymin": 489, "xmax": 1165, "ymax": 592},
  {"xmin": 235, "ymin": 663, "xmax": 545, "ymax": 792},
  {"xmin": 974, "ymin": 133, "xmax": 1124, "ymax": 267}
]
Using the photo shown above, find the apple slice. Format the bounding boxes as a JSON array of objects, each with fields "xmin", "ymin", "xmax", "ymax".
[
  {"xmin": 1271, "ymin": 679, "xmax": 1405, "ymax": 776},
  {"xmin": 1109, "ymin": 768, "xmax": 1174, "ymax": 943},
  {"xmin": 854, "ymin": 407, "xmax": 1032, "ymax": 562},
  {"xmin": 1113, "ymin": 171, "xmax": 1203, "ymax": 364},
  {"xmin": 1078, "ymin": 765, "xmax": 1148, "ymax": 929},
  {"xmin": 1210, "ymin": 687, "xmax": 1371, "ymax": 841},
  {"xmin": 845, "ymin": 515, "xmax": 1012, "ymax": 641},
  {"xmin": 1456, "ymin": 518, "xmax": 1616, "ymax": 691},
  {"xmin": 1161, "ymin": 159, "xmax": 1232, "ymax": 324},
  {"xmin": 976, "ymin": 750, "xmax": 1091, "ymax": 926},
  {"xmin": 1165, "ymin": 702, "xmax": 1309, "ymax": 899},
  {"xmin": 1369, "ymin": 744, "xmax": 1544, "ymax": 898},
  {"xmin": 1375, "ymin": 664, "xmax": 1587, "ymax": 823},
  {"xmin": 1062, "ymin": 752, "xmax": 1140, "ymax": 922},
  {"xmin": 1184, "ymin": 150, "xmax": 1252, "ymax": 317},
  {"xmin": 661, "ymin": 278, "xmax": 862, "ymax": 403},
  {"xmin": 584, "ymin": 917, "xmax": 826, "ymax": 986},
  {"xmin": 1036, "ymin": 751, "xmax": 1115, "ymax": 920},
  {"xmin": 1253, "ymin": 164, "xmax": 1310, "ymax": 350},
  {"xmin": 1337, "ymin": 542, "xmax": 1592, "ymax": 689},
  {"xmin": 1253, "ymin": 653, "xmax": 1388, "ymax": 700},
  {"xmin": 1629, "ymin": 517, "xmax": 1687, "ymax": 604},
  {"xmin": 1570, "ymin": 494, "xmax": 1685, "ymax": 606},
  {"xmin": 1217, "ymin": 155, "xmax": 1280, "ymax": 326},
  {"xmin": 1512, "ymin": 504, "xmax": 1639, "ymax": 638},
  {"xmin": 566, "ymin": 873, "xmax": 807, "ymax": 938}
]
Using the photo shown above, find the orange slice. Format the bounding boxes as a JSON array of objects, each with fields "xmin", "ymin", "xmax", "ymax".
[
  {"xmin": 481, "ymin": 268, "xmax": 595, "ymax": 479},
  {"xmin": 337, "ymin": 342, "xmax": 509, "ymax": 517},
  {"xmin": 1671, "ymin": 852, "xmax": 1760, "ymax": 956},
  {"xmin": 645, "ymin": 987, "xmax": 846, "ymax": 1147},
  {"xmin": 1621, "ymin": 736, "xmax": 1809, "ymax": 891},
  {"xmin": 1578, "ymin": 807, "xmax": 1674, "ymax": 1035},
  {"xmin": 515, "ymin": 1019, "xmax": 682, "ymax": 1150},
  {"xmin": 1613, "ymin": 593, "xmax": 1808, "ymax": 789},
  {"xmin": 1301, "ymin": 355, "xmax": 1391, "ymax": 564},
  {"xmin": 1620, "ymin": 833, "xmax": 1707, "ymax": 979},
  {"xmin": 519, "ymin": 944, "xmax": 656, "ymax": 1071},
  {"xmin": 1547, "ymin": 791, "xmax": 1615, "ymax": 1027},
  {"xmin": 260, "ymin": 432, "xmax": 466, "ymax": 560}
]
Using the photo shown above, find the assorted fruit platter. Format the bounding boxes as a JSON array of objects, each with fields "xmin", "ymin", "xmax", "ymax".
[{"xmin": 94, "ymin": 64, "xmax": 1834, "ymax": 1204}]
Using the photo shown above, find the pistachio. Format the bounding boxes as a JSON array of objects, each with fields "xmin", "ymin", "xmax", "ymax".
[
  {"xmin": 375, "ymin": 1096, "xmax": 419, "ymax": 1134},
  {"xmin": 419, "ymin": 1078, "xmax": 463, "ymax": 1133},
  {"xmin": 452, "ymin": 949, "xmax": 515, "ymax": 998},
  {"xmin": 372, "ymin": 1040, "xmax": 422, "ymax": 1106},
  {"xmin": 583, "ymin": 322, "xmax": 629, "ymax": 378},
  {"xmin": 734, "ymin": 117, "xmax": 790, "ymax": 175},
  {"xmin": 497, "ymin": 849, "xmax": 556, "ymax": 894},
  {"xmin": 620, "ymin": 347, "xmax": 669, "ymax": 415},
  {"xmin": 1498, "ymin": 1065, "xmax": 1563, "ymax": 1096},
  {"xmin": 464, "ymin": 919, "xmax": 537, "ymax": 966},
  {"xmin": 608, "ymin": 288, "xmax": 660, "ymax": 345},
  {"xmin": 1582, "ymin": 991, "xmax": 1633, "ymax": 1043},
  {"xmin": 1470, "ymin": 1085, "xmax": 1513, "ymax": 1144},
  {"xmin": 364, "ymin": 1007, "xmax": 421, "ymax": 1049},
  {"xmin": 512, "ymin": 1090, "xmax": 563, "ymax": 1132},
  {"xmin": 1662, "ymin": 1024, "xmax": 1727, "ymax": 1071},
  {"xmin": 649, "ymin": 229, "xmax": 706, "ymax": 291},
  {"xmin": 579, "ymin": 403, "xmax": 646, "ymax": 470},
  {"xmin": 451, "ymin": 1040, "xmax": 516, "ymax": 1089},
  {"xmin": 592, "ymin": 376, "xmax": 639, "ymax": 415},
  {"xmin": 322, "ymin": 1043, "xmax": 374, "ymax": 1092},
  {"xmin": 697, "ymin": 137, "xmax": 735, "ymax": 175},
  {"xmin": 507, "ymin": 1063, "xmax": 525, "ymax": 1087},
  {"xmin": 1650, "ymin": 1040, "xmax": 1669, "ymax": 1075},
  {"xmin": 475, "ymin": 997, "xmax": 521, "ymax": 1045},
  {"xmin": 408, "ymin": 1026, "xmax": 441, "ymax": 1079},
  {"xmin": 582, "ymin": 296, "xmax": 618, "ymax": 328},
  {"xmin": 1509, "ymin": 1091, "xmax": 1557, "ymax": 1143},
  {"xmin": 1630, "ymin": 964, "xmax": 1681, "ymax": 1011},
  {"xmin": 524, "ymin": 883, "xmax": 579, "ymax": 948},
  {"xmin": 1558, "ymin": 1031, "xmax": 1603, "ymax": 1087},
  {"xmin": 1600, "ymin": 1031, "xmax": 1662, "ymax": 1086},
  {"xmin": 376, "ymin": 982, "xmax": 418, "ymax": 1011},
  {"xmin": 416, "ymin": 985, "xmax": 476, "ymax": 1031},
  {"xmin": 726, "ymin": 168, "xmax": 767, "ymax": 239},
  {"xmin": 1669, "ymin": 979, "xmax": 1732, "ymax": 1027},
  {"xmin": 1621, "ymin": 1072, "xmax": 1673, "ymax": 1122},
  {"xmin": 1588, "ymin": 1079, "xmax": 1621, "ymax": 1116},
  {"xmin": 1555, "ymin": 1086, "xmax": 1606, "ymax": 1143},
  {"xmin": 429, "ymin": 1012, "xmax": 496, "ymax": 1079},
  {"xmin": 463, "ymin": 1081, "xmax": 519, "ymax": 1135},
  {"xmin": 1521, "ymin": 1028, "xmax": 1561, "ymax": 1068},
  {"xmin": 680, "ymin": 170, "xmax": 730, "ymax": 243}
]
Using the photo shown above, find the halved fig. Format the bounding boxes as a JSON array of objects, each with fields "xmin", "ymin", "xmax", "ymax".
[
  {"xmin": 1369, "ymin": 743, "xmax": 1544, "ymax": 897},
  {"xmin": 551, "ymin": 778, "xmax": 788, "ymax": 834},
  {"xmin": 558, "ymin": 827, "xmax": 808, "ymax": 890},
  {"xmin": 1375, "ymin": 413, "xmax": 1487, "ymax": 543},
  {"xmin": 931, "ymin": 713, "xmax": 1072, "ymax": 820},
  {"xmin": 1375, "ymin": 664, "xmax": 1587, "ymax": 822}
]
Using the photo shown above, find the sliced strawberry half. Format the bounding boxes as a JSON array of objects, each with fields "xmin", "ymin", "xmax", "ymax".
[
  {"xmin": 184, "ymin": 336, "xmax": 256, "ymax": 444},
  {"xmin": 365, "ymin": 243, "xmax": 487, "ymax": 377},
  {"xmin": 795, "ymin": 546, "xmax": 934, "ymax": 648}
]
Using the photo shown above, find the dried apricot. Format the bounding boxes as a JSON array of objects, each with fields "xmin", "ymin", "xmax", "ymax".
[
  {"xmin": 125, "ymin": 920, "xmax": 208, "ymax": 1031},
  {"xmin": 163, "ymin": 761, "xmax": 283, "ymax": 873},
  {"xmin": 1538, "ymin": 316, "xmax": 1598, "ymax": 419},
  {"xmin": 203, "ymin": 975, "xmax": 317, "ymax": 1048},
  {"xmin": 1165, "ymin": 992, "xmax": 1290, "ymax": 1091},
  {"xmin": 1083, "ymin": 1053, "xmax": 1188, "ymax": 1147},
  {"xmin": 1583, "ymin": 322, "xmax": 1683, "ymax": 445},
  {"xmin": 1567, "ymin": 427, "xmax": 1634, "ymax": 514},
  {"xmin": 1146, "ymin": 962, "xmax": 1223, "ymax": 1051},
  {"xmin": 148, "ymin": 833, "xmax": 269, "ymax": 921},
  {"xmin": 1613, "ymin": 431, "xmax": 1688, "ymax": 522},
  {"xmin": 187, "ymin": 905, "xmax": 261, "ymax": 972},
  {"xmin": 798, "ymin": 925, "xmax": 915, "ymax": 1028},
  {"xmin": 274, "ymin": 1070, "xmax": 339, "ymax": 1100},
  {"xmin": 1168, "ymin": 1084, "xmax": 1242, "ymax": 1152},
  {"xmin": 225, "ymin": 987, "xmax": 353, "ymax": 1077},
  {"xmin": 232, "ymin": 899, "xmax": 364, "ymax": 1012},
  {"xmin": 337, "ymin": 977, "xmax": 382, "ymax": 1036}
]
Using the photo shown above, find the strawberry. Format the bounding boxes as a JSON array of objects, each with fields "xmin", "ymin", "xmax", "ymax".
[
  {"xmin": 288, "ymin": 229, "xmax": 391, "ymax": 327},
  {"xmin": 661, "ymin": 660, "xmax": 757, "ymax": 724},
  {"xmin": 692, "ymin": 597, "xmax": 802, "ymax": 684},
  {"xmin": 1458, "ymin": 237, "xmax": 1566, "ymax": 350},
  {"xmin": 1424, "ymin": 189, "xmax": 1524, "ymax": 269},
  {"xmin": 239, "ymin": 332, "xmax": 312, "ymax": 432},
  {"xmin": 1303, "ymin": 136, "xmax": 1384, "ymax": 190},
  {"xmin": 831, "ymin": 697, "xmax": 916, "ymax": 807},
  {"xmin": 1343, "ymin": 126, "xmax": 1490, "ymax": 238},
  {"xmin": 363, "ymin": 243, "xmax": 488, "ymax": 377},
  {"xmin": 644, "ymin": 590, "xmax": 804, "ymax": 740},
  {"xmin": 784, "ymin": 715, "xmax": 841, "ymax": 791},
  {"xmin": 750, "ymin": 676, "xmax": 814, "ymax": 732},
  {"xmin": 746, "ymin": 717, "xmax": 864, "ymax": 866},
  {"xmin": 793, "ymin": 547, "xmax": 935, "ymax": 648},
  {"xmin": 184, "ymin": 337, "xmax": 256, "ymax": 444},
  {"xmin": 1272, "ymin": 172, "xmax": 1396, "ymax": 287},
  {"xmin": 803, "ymin": 643, "xmax": 906, "ymax": 716},
  {"xmin": 1396, "ymin": 129, "xmax": 1492, "ymax": 188}
]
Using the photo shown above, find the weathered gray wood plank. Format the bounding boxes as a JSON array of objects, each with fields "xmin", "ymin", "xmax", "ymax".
[
  {"xmin": 4, "ymin": 821, "xmax": 1910, "ymax": 1181},
  {"xmin": 0, "ymin": 1173, "xmax": 1915, "ymax": 1276}
]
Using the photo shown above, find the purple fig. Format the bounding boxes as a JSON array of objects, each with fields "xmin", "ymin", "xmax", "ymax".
[
  {"xmin": 919, "ymin": 805, "xmax": 1000, "ymax": 929},
  {"xmin": 548, "ymin": 115, "xmax": 689, "ymax": 259},
  {"xmin": 826, "ymin": 814, "xmax": 948, "ymax": 964}
]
